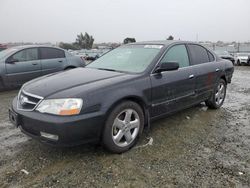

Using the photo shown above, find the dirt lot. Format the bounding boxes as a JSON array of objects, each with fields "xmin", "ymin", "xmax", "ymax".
[{"xmin": 0, "ymin": 66, "xmax": 249, "ymax": 188}]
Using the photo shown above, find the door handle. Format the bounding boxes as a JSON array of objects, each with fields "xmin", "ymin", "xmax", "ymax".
[
  {"xmin": 189, "ymin": 74, "xmax": 194, "ymax": 79},
  {"xmin": 58, "ymin": 60, "xmax": 63, "ymax": 63},
  {"xmin": 32, "ymin": 62, "xmax": 38, "ymax": 65},
  {"xmin": 216, "ymin": 68, "xmax": 220, "ymax": 72}
]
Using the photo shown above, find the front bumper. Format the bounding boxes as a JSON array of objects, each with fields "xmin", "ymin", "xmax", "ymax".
[
  {"xmin": 10, "ymin": 97, "xmax": 105, "ymax": 146},
  {"xmin": 240, "ymin": 59, "xmax": 249, "ymax": 64}
]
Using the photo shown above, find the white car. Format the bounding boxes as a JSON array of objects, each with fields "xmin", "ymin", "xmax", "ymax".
[{"xmin": 235, "ymin": 53, "xmax": 250, "ymax": 66}]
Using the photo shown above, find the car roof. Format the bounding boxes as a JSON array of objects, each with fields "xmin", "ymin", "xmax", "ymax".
[
  {"xmin": 8, "ymin": 45, "xmax": 64, "ymax": 51},
  {"xmin": 127, "ymin": 40, "xmax": 197, "ymax": 47}
]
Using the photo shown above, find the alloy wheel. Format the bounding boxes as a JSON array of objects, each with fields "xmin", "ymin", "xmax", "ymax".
[
  {"xmin": 215, "ymin": 82, "xmax": 225, "ymax": 106},
  {"xmin": 111, "ymin": 109, "xmax": 140, "ymax": 147}
]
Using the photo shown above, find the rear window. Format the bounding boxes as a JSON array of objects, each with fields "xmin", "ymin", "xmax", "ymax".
[
  {"xmin": 188, "ymin": 44, "xmax": 209, "ymax": 65},
  {"xmin": 40, "ymin": 48, "xmax": 65, "ymax": 59}
]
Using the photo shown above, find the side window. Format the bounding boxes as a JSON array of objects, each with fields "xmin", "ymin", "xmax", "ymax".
[
  {"xmin": 40, "ymin": 48, "xmax": 65, "ymax": 59},
  {"xmin": 160, "ymin": 45, "xmax": 190, "ymax": 68},
  {"xmin": 11, "ymin": 48, "xmax": 38, "ymax": 62},
  {"xmin": 188, "ymin": 44, "xmax": 209, "ymax": 65},
  {"xmin": 207, "ymin": 51, "xmax": 215, "ymax": 62}
]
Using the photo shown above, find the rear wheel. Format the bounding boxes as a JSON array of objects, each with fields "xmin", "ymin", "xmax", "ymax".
[
  {"xmin": 102, "ymin": 101, "xmax": 144, "ymax": 153},
  {"xmin": 205, "ymin": 79, "xmax": 227, "ymax": 109}
]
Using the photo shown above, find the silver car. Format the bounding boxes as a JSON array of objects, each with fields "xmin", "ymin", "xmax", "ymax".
[{"xmin": 0, "ymin": 45, "xmax": 85, "ymax": 90}]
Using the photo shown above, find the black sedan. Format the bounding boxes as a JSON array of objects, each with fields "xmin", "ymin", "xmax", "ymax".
[{"xmin": 9, "ymin": 41, "xmax": 234, "ymax": 153}]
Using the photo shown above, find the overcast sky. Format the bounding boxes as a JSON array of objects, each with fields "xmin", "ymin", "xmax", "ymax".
[{"xmin": 0, "ymin": 0, "xmax": 250, "ymax": 43}]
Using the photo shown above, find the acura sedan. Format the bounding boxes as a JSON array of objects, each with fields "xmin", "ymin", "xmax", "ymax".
[
  {"xmin": 0, "ymin": 45, "xmax": 85, "ymax": 90},
  {"xmin": 9, "ymin": 41, "xmax": 234, "ymax": 153}
]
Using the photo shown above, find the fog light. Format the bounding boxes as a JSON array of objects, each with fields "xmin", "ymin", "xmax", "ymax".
[{"xmin": 40, "ymin": 131, "xmax": 59, "ymax": 141}]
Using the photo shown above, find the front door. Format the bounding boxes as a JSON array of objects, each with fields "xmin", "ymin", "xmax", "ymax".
[
  {"xmin": 5, "ymin": 48, "xmax": 41, "ymax": 87},
  {"xmin": 150, "ymin": 44, "xmax": 196, "ymax": 117}
]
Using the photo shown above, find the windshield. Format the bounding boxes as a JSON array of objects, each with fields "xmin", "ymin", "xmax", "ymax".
[
  {"xmin": 86, "ymin": 45, "xmax": 162, "ymax": 73},
  {"xmin": 0, "ymin": 48, "xmax": 18, "ymax": 60}
]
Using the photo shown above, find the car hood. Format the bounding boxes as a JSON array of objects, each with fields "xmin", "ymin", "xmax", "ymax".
[{"xmin": 23, "ymin": 68, "xmax": 126, "ymax": 97}]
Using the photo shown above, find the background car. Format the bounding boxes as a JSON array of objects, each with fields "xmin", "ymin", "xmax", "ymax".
[
  {"xmin": 214, "ymin": 50, "xmax": 235, "ymax": 64},
  {"xmin": 0, "ymin": 45, "xmax": 86, "ymax": 90},
  {"xmin": 84, "ymin": 53, "xmax": 100, "ymax": 61},
  {"xmin": 0, "ymin": 44, "xmax": 7, "ymax": 52},
  {"xmin": 235, "ymin": 52, "xmax": 250, "ymax": 66}
]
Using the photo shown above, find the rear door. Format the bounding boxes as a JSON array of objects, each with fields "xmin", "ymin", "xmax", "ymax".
[
  {"xmin": 5, "ymin": 48, "xmax": 41, "ymax": 87},
  {"xmin": 150, "ymin": 44, "xmax": 196, "ymax": 117},
  {"xmin": 187, "ymin": 44, "xmax": 222, "ymax": 101},
  {"xmin": 39, "ymin": 47, "xmax": 67, "ymax": 75}
]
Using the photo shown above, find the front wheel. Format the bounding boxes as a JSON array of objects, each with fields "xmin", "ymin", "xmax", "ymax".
[
  {"xmin": 102, "ymin": 101, "xmax": 144, "ymax": 153},
  {"xmin": 0, "ymin": 79, "xmax": 5, "ymax": 91},
  {"xmin": 205, "ymin": 79, "xmax": 227, "ymax": 109}
]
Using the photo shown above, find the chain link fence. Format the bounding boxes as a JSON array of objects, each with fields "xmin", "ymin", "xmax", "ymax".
[{"xmin": 201, "ymin": 43, "xmax": 250, "ymax": 54}]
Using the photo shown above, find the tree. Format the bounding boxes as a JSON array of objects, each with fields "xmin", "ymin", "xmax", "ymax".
[
  {"xmin": 167, "ymin": 35, "xmax": 174, "ymax": 40},
  {"xmin": 75, "ymin": 32, "xmax": 94, "ymax": 49},
  {"xmin": 123, "ymin": 38, "xmax": 136, "ymax": 44}
]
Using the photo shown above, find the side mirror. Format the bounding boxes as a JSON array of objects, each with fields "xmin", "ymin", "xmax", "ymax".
[
  {"xmin": 6, "ymin": 58, "xmax": 18, "ymax": 64},
  {"xmin": 155, "ymin": 62, "xmax": 179, "ymax": 73}
]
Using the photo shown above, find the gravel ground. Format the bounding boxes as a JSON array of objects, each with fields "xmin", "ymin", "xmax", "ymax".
[{"xmin": 0, "ymin": 66, "xmax": 249, "ymax": 188}]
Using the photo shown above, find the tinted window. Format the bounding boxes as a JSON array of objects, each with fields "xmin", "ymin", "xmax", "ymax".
[
  {"xmin": 208, "ymin": 51, "xmax": 215, "ymax": 62},
  {"xmin": 160, "ymin": 45, "xmax": 189, "ymax": 68},
  {"xmin": 40, "ymin": 48, "xmax": 65, "ymax": 59},
  {"xmin": 188, "ymin": 44, "xmax": 209, "ymax": 65},
  {"xmin": 11, "ymin": 48, "xmax": 38, "ymax": 62}
]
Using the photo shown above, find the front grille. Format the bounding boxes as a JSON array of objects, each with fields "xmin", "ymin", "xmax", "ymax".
[{"xmin": 17, "ymin": 90, "xmax": 43, "ymax": 111}]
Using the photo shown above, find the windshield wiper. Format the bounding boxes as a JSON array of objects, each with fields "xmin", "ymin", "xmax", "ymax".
[{"xmin": 97, "ymin": 68, "xmax": 117, "ymax": 72}]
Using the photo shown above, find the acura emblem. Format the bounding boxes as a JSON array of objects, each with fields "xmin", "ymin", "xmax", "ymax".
[{"xmin": 20, "ymin": 95, "xmax": 28, "ymax": 105}]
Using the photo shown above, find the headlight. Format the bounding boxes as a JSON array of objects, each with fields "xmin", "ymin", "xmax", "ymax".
[{"xmin": 36, "ymin": 98, "xmax": 83, "ymax": 116}]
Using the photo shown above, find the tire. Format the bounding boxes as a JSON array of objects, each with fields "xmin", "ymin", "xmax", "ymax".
[
  {"xmin": 205, "ymin": 79, "xmax": 227, "ymax": 109},
  {"xmin": 64, "ymin": 67, "xmax": 75, "ymax": 70},
  {"xmin": 102, "ymin": 101, "xmax": 144, "ymax": 153},
  {"xmin": 237, "ymin": 60, "xmax": 241, "ymax": 66},
  {"xmin": 0, "ymin": 79, "xmax": 5, "ymax": 91}
]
